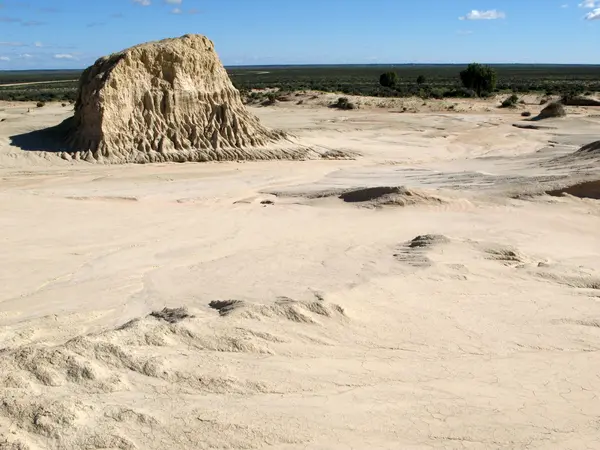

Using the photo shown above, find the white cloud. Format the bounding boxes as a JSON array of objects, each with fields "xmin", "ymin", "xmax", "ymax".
[
  {"xmin": 0, "ymin": 41, "xmax": 24, "ymax": 47},
  {"xmin": 133, "ymin": 0, "xmax": 151, "ymax": 5},
  {"xmin": 54, "ymin": 53, "xmax": 75, "ymax": 60},
  {"xmin": 0, "ymin": 56, "xmax": 11, "ymax": 61},
  {"xmin": 579, "ymin": 0, "xmax": 596, "ymax": 7},
  {"xmin": 20, "ymin": 53, "xmax": 33, "ymax": 58},
  {"xmin": 171, "ymin": 7, "xmax": 182, "ymax": 14},
  {"xmin": 585, "ymin": 7, "xmax": 600, "ymax": 18},
  {"xmin": 34, "ymin": 41, "xmax": 43, "ymax": 47},
  {"xmin": 561, "ymin": 4, "xmax": 569, "ymax": 8},
  {"xmin": 165, "ymin": 0, "xmax": 182, "ymax": 4},
  {"xmin": 459, "ymin": 9, "xmax": 506, "ymax": 20}
]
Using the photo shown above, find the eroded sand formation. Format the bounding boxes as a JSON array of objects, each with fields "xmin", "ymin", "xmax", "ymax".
[{"xmin": 62, "ymin": 34, "xmax": 334, "ymax": 163}]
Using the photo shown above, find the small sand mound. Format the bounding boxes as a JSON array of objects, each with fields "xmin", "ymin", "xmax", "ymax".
[
  {"xmin": 149, "ymin": 307, "xmax": 194, "ymax": 324},
  {"xmin": 573, "ymin": 140, "xmax": 600, "ymax": 157},
  {"xmin": 209, "ymin": 297, "xmax": 347, "ymax": 324},
  {"xmin": 536, "ymin": 102, "xmax": 566, "ymax": 120},
  {"xmin": 394, "ymin": 234, "xmax": 451, "ymax": 268},
  {"xmin": 546, "ymin": 180, "xmax": 600, "ymax": 200},
  {"xmin": 339, "ymin": 186, "xmax": 445, "ymax": 207},
  {"xmin": 485, "ymin": 245, "xmax": 533, "ymax": 266},
  {"xmin": 533, "ymin": 265, "xmax": 600, "ymax": 290},
  {"xmin": 408, "ymin": 234, "xmax": 451, "ymax": 249}
]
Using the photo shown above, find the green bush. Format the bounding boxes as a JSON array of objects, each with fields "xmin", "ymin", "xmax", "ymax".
[
  {"xmin": 416, "ymin": 75, "xmax": 426, "ymax": 85},
  {"xmin": 261, "ymin": 92, "xmax": 277, "ymax": 106},
  {"xmin": 36, "ymin": 101, "xmax": 45, "ymax": 108},
  {"xmin": 460, "ymin": 63, "xmax": 497, "ymax": 97},
  {"xmin": 443, "ymin": 87, "xmax": 477, "ymax": 98},
  {"xmin": 379, "ymin": 72, "xmax": 399, "ymax": 88},
  {"xmin": 501, "ymin": 94, "xmax": 519, "ymax": 108},
  {"xmin": 331, "ymin": 97, "xmax": 357, "ymax": 110}
]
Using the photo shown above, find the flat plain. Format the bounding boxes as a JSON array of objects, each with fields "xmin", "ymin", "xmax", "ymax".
[{"xmin": 1, "ymin": 94, "xmax": 599, "ymax": 449}]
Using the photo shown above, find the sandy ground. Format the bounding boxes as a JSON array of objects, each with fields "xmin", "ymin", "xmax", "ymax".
[{"xmin": 0, "ymin": 98, "xmax": 599, "ymax": 449}]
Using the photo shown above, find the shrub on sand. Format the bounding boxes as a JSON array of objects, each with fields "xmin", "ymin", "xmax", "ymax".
[{"xmin": 331, "ymin": 97, "xmax": 357, "ymax": 110}]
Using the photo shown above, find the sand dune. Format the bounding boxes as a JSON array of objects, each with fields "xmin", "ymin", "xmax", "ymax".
[{"xmin": 1, "ymin": 99, "xmax": 600, "ymax": 449}]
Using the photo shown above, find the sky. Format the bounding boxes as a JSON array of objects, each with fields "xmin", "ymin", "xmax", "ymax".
[{"xmin": 1, "ymin": 0, "xmax": 600, "ymax": 69}]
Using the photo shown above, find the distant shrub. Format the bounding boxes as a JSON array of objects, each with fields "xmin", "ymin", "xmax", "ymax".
[
  {"xmin": 261, "ymin": 92, "xmax": 277, "ymax": 106},
  {"xmin": 540, "ymin": 97, "xmax": 549, "ymax": 105},
  {"xmin": 443, "ymin": 87, "xmax": 477, "ymax": 98},
  {"xmin": 416, "ymin": 75, "xmax": 426, "ymax": 85},
  {"xmin": 460, "ymin": 63, "xmax": 497, "ymax": 97},
  {"xmin": 501, "ymin": 94, "xmax": 519, "ymax": 108},
  {"xmin": 379, "ymin": 72, "xmax": 399, "ymax": 88},
  {"xmin": 276, "ymin": 93, "xmax": 292, "ymax": 102},
  {"xmin": 36, "ymin": 102, "xmax": 45, "ymax": 108},
  {"xmin": 430, "ymin": 89, "xmax": 444, "ymax": 100},
  {"xmin": 331, "ymin": 97, "xmax": 357, "ymax": 110},
  {"xmin": 521, "ymin": 111, "xmax": 532, "ymax": 117}
]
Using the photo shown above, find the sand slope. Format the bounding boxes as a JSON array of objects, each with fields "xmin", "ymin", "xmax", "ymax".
[{"xmin": 1, "ymin": 100, "xmax": 600, "ymax": 449}]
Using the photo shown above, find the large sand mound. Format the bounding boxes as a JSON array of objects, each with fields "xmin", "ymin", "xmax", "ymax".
[
  {"xmin": 339, "ymin": 186, "xmax": 447, "ymax": 207},
  {"xmin": 54, "ymin": 34, "xmax": 331, "ymax": 163}
]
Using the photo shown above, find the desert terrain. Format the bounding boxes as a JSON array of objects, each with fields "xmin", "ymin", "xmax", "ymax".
[{"xmin": 1, "ymin": 97, "xmax": 599, "ymax": 449}]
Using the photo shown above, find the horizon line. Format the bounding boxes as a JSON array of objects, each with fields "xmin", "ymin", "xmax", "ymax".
[{"xmin": 3, "ymin": 62, "xmax": 600, "ymax": 72}]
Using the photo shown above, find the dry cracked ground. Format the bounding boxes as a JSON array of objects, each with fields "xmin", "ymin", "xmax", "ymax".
[{"xmin": 1, "ymin": 100, "xmax": 600, "ymax": 449}]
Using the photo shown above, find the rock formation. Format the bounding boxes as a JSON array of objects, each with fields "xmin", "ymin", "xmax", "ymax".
[{"xmin": 62, "ymin": 34, "xmax": 330, "ymax": 163}]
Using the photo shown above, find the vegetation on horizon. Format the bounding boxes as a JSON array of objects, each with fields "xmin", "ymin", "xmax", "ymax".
[
  {"xmin": 0, "ymin": 64, "xmax": 599, "ymax": 103},
  {"xmin": 459, "ymin": 63, "xmax": 497, "ymax": 97}
]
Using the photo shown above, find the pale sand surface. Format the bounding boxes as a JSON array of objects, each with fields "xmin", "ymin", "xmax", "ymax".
[{"xmin": 1, "ymin": 99, "xmax": 599, "ymax": 449}]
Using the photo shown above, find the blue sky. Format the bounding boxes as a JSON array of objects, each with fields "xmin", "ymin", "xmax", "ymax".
[{"xmin": 1, "ymin": 0, "xmax": 599, "ymax": 69}]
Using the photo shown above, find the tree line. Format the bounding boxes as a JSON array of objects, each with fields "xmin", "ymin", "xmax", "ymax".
[{"xmin": 380, "ymin": 63, "xmax": 497, "ymax": 97}]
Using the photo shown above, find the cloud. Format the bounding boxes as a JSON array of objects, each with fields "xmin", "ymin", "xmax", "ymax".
[
  {"xmin": 171, "ymin": 7, "xmax": 182, "ymax": 14},
  {"xmin": 54, "ymin": 53, "xmax": 76, "ymax": 60},
  {"xmin": 459, "ymin": 9, "xmax": 506, "ymax": 20},
  {"xmin": 19, "ymin": 53, "xmax": 32, "ymax": 58},
  {"xmin": 22, "ymin": 20, "xmax": 45, "ymax": 26},
  {"xmin": 585, "ymin": 7, "xmax": 600, "ymax": 18},
  {"xmin": 165, "ymin": 0, "xmax": 182, "ymax": 3},
  {"xmin": 0, "ymin": 16, "xmax": 45, "ymax": 26},
  {"xmin": 0, "ymin": 41, "xmax": 24, "ymax": 46},
  {"xmin": 0, "ymin": 56, "xmax": 11, "ymax": 61},
  {"xmin": 133, "ymin": 0, "xmax": 151, "ymax": 5},
  {"xmin": 34, "ymin": 41, "xmax": 43, "ymax": 47},
  {"xmin": 579, "ymin": 0, "xmax": 596, "ymax": 7},
  {"xmin": 561, "ymin": 4, "xmax": 569, "ymax": 8}
]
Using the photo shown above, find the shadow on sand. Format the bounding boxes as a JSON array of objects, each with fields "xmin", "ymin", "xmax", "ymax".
[{"xmin": 9, "ymin": 117, "xmax": 74, "ymax": 153}]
